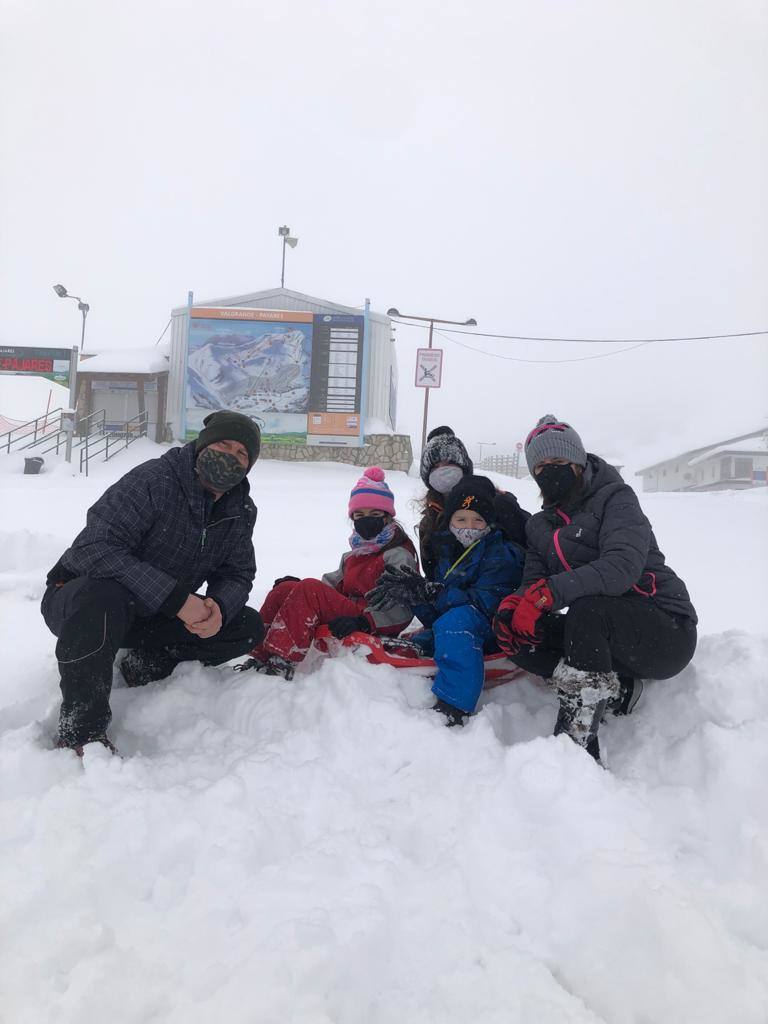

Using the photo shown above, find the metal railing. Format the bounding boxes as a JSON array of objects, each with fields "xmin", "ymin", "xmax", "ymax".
[
  {"xmin": 80, "ymin": 411, "xmax": 149, "ymax": 476},
  {"xmin": 32, "ymin": 408, "xmax": 107, "ymax": 457},
  {"xmin": 0, "ymin": 408, "xmax": 64, "ymax": 453}
]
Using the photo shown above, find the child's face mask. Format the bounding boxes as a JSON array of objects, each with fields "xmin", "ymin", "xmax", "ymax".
[
  {"xmin": 449, "ymin": 525, "xmax": 491, "ymax": 548},
  {"xmin": 353, "ymin": 515, "xmax": 388, "ymax": 540},
  {"xmin": 428, "ymin": 465, "xmax": 464, "ymax": 494}
]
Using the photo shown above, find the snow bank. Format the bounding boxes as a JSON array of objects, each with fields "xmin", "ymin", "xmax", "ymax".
[{"xmin": 1, "ymin": 446, "xmax": 767, "ymax": 1022}]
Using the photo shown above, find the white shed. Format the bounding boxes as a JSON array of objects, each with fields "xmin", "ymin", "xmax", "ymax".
[{"xmin": 167, "ymin": 288, "xmax": 396, "ymax": 448}]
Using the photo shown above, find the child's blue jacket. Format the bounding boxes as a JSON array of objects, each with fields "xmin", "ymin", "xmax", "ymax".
[{"xmin": 413, "ymin": 528, "xmax": 524, "ymax": 628}]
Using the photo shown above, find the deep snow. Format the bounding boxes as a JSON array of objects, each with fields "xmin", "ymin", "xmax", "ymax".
[{"xmin": 1, "ymin": 442, "xmax": 767, "ymax": 1023}]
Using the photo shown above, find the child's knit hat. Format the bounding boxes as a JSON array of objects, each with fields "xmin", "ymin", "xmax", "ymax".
[
  {"xmin": 443, "ymin": 475, "xmax": 496, "ymax": 524},
  {"xmin": 348, "ymin": 466, "xmax": 396, "ymax": 516}
]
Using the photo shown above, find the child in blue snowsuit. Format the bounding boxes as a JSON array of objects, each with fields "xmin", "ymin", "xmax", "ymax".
[{"xmin": 367, "ymin": 476, "xmax": 524, "ymax": 725}]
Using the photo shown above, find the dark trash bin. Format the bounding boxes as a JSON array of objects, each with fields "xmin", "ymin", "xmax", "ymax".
[{"xmin": 24, "ymin": 456, "xmax": 44, "ymax": 475}]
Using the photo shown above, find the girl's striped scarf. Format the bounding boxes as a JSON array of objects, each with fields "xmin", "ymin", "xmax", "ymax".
[{"xmin": 348, "ymin": 522, "xmax": 396, "ymax": 557}]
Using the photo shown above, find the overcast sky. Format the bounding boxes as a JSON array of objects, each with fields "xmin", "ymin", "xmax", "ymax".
[{"xmin": 1, "ymin": 0, "xmax": 766, "ymax": 469}]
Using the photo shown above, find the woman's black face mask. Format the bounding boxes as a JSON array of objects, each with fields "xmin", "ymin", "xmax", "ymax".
[
  {"xmin": 353, "ymin": 515, "xmax": 387, "ymax": 540},
  {"xmin": 536, "ymin": 463, "xmax": 578, "ymax": 503}
]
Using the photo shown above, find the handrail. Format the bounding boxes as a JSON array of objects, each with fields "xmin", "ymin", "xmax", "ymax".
[
  {"xmin": 29, "ymin": 408, "xmax": 107, "ymax": 456},
  {"xmin": 0, "ymin": 408, "xmax": 64, "ymax": 453},
  {"xmin": 81, "ymin": 410, "xmax": 148, "ymax": 476}
]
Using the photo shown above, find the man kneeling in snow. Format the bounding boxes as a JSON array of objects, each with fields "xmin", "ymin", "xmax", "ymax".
[{"xmin": 41, "ymin": 411, "xmax": 265, "ymax": 755}]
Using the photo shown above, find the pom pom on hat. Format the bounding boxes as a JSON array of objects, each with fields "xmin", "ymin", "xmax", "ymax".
[{"xmin": 348, "ymin": 466, "xmax": 396, "ymax": 516}]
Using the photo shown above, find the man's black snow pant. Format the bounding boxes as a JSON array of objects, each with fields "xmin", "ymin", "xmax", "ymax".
[
  {"xmin": 510, "ymin": 593, "xmax": 697, "ymax": 681},
  {"xmin": 41, "ymin": 577, "xmax": 265, "ymax": 747}
]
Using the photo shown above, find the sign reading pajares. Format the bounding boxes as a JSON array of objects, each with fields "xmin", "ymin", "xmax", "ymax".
[
  {"xmin": 0, "ymin": 346, "xmax": 73, "ymax": 385},
  {"xmin": 185, "ymin": 308, "xmax": 364, "ymax": 446}
]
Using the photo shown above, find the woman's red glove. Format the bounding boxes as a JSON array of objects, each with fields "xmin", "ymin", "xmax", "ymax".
[
  {"xmin": 511, "ymin": 578, "xmax": 554, "ymax": 643},
  {"xmin": 493, "ymin": 593, "xmax": 524, "ymax": 654}
]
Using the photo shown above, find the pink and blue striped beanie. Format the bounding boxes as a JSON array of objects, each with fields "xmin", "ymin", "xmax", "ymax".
[{"xmin": 348, "ymin": 466, "xmax": 396, "ymax": 516}]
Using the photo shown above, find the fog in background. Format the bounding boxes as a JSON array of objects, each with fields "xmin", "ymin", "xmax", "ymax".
[{"xmin": 1, "ymin": 0, "xmax": 766, "ymax": 473}]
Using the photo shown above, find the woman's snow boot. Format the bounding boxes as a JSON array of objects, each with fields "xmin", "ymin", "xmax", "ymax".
[{"xmin": 551, "ymin": 659, "xmax": 620, "ymax": 763}]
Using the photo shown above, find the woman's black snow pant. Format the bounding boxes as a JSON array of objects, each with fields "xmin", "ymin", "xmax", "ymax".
[
  {"xmin": 42, "ymin": 577, "xmax": 264, "ymax": 747},
  {"xmin": 510, "ymin": 593, "xmax": 697, "ymax": 681}
]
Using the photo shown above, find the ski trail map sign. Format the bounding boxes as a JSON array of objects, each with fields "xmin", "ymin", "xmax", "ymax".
[{"xmin": 185, "ymin": 308, "xmax": 364, "ymax": 446}]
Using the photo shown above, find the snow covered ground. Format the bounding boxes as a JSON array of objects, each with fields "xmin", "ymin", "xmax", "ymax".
[{"xmin": 1, "ymin": 442, "xmax": 767, "ymax": 1023}]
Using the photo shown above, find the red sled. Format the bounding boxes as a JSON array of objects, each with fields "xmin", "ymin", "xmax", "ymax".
[{"xmin": 312, "ymin": 626, "xmax": 524, "ymax": 688}]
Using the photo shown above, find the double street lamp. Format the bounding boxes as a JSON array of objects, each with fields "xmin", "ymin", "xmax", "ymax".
[
  {"xmin": 387, "ymin": 307, "xmax": 477, "ymax": 453},
  {"xmin": 53, "ymin": 284, "xmax": 90, "ymax": 353},
  {"xmin": 278, "ymin": 225, "xmax": 298, "ymax": 288}
]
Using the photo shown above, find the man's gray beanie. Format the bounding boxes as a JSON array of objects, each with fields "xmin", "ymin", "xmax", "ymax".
[{"xmin": 524, "ymin": 414, "xmax": 587, "ymax": 473}]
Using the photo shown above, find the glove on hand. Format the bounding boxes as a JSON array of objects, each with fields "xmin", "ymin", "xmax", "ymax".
[
  {"xmin": 493, "ymin": 593, "xmax": 524, "ymax": 655},
  {"xmin": 366, "ymin": 564, "xmax": 442, "ymax": 611},
  {"xmin": 273, "ymin": 575, "xmax": 300, "ymax": 587},
  {"xmin": 511, "ymin": 578, "xmax": 554, "ymax": 643},
  {"xmin": 328, "ymin": 615, "xmax": 370, "ymax": 639}
]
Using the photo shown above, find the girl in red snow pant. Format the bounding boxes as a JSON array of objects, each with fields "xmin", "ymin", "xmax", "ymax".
[{"xmin": 242, "ymin": 466, "xmax": 417, "ymax": 678}]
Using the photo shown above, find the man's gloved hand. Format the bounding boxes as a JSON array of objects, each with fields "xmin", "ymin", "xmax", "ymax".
[
  {"xmin": 493, "ymin": 593, "xmax": 524, "ymax": 655},
  {"xmin": 366, "ymin": 564, "xmax": 442, "ymax": 611},
  {"xmin": 328, "ymin": 615, "xmax": 370, "ymax": 639},
  {"xmin": 273, "ymin": 575, "xmax": 300, "ymax": 588},
  {"xmin": 511, "ymin": 578, "xmax": 554, "ymax": 643}
]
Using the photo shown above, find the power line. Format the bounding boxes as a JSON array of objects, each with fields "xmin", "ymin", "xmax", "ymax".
[
  {"xmin": 392, "ymin": 317, "xmax": 768, "ymax": 344},
  {"xmin": 154, "ymin": 319, "xmax": 171, "ymax": 346},
  {"xmin": 435, "ymin": 330, "xmax": 652, "ymax": 364}
]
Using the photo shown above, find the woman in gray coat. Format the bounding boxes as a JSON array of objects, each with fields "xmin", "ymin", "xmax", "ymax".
[{"xmin": 494, "ymin": 414, "xmax": 697, "ymax": 763}]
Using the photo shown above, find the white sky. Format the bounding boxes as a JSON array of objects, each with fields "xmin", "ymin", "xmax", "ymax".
[{"xmin": 1, "ymin": 0, "xmax": 766, "ymax": 471}]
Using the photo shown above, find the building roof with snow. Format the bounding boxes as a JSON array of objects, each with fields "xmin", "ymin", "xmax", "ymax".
[{"xmin": 78, "ymin": 345, "xmax": 170, "ymax": 375}]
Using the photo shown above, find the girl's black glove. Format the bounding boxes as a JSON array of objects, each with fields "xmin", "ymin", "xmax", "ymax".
[
  {"xmin": 328, "ymin": 615, "xmax": 370, "ymax": 639},
  {"xmin": 273, "ymin": 575, "xmax": 300, "ymax": 587},
  {"xmin": 366, "ymin": 564, "xmax": 442, "ymax": 611}
]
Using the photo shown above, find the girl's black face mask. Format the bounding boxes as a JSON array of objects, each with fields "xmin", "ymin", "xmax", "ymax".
[
  {"xmin": 536, "ymin": 463, "xmax": 579, "ymax": 504},
  {"xmin": 196, "ymin": 447, "xmax": 248, "ymax": 492},
  {"xmin": 353, "ymin": 515, "xmax": 387, "ymax": 540}
]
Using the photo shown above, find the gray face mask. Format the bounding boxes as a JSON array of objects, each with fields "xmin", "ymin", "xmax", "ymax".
[
  {"xmin": 449, "ymin": 525, "xmax": 491, "ymax": 548},
  {"xmin": 429, "ymin": 465, "xmax": 465, "ymax": 494},
  {"xmin": 196, "ymin": 447, "xmax": 248, "ymax": 492}
]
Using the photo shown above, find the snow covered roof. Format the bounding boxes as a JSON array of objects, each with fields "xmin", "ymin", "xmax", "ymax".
[
  {"xmin": 687, "ymin": 436, "xmax": 768, "ymax": 466},
  {"xmin": 636, "ymin": 425, "xmax": 768, "ymax": 473},
  {"xmin": 171, "ymin": 287, "xmax": 391, "ymax": 325},
  {"xmin": 78, "ymin": 345, "xmax": 170, "ymax": 375}
]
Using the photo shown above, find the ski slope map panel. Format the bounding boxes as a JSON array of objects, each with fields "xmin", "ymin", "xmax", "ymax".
[{"xmin": 186, "ymin": 313, "xmax": 313, "ymax": 444}]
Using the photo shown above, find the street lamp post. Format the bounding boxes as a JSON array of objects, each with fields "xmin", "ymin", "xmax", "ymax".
[
  {"xmin": 53, "ymin": 284, "xmax": 90, "ymax": 353},
  {"xmin": 387, "ymin": 308, "xmax": 477, "ymax": 454},
  {"xmin": 278, "ymin": 225, "xmax": 298, "ymax": 288}
]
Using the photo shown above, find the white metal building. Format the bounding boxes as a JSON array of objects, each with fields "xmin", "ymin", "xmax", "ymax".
[
  {"xmin": 636, "ymin": 428, "xmax": 768, "ymax": 492},
  {"xmin": 167, "ymin": 288, "xmax": 396, "ymax": 445}
]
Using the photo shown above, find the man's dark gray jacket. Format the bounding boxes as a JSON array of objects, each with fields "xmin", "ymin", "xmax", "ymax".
[
  {"xmin": 47, "ymin": 443, "xmax": 257, "ymax": 622},
  {"xmin": 521, "ymin": 455, "xmax": 696, "ymax": 622}
]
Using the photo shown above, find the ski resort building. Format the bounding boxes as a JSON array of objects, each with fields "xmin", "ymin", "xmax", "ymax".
[
  {"xmin": 166, "ymin": 288, "xmax": 412, "ymax": 470},
  {"xmin": 635, "ymin": 428, "xmax": 768, "ymax": 492}
]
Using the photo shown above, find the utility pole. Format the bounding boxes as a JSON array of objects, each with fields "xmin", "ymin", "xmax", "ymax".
[{"xmin": 278, "ymin": 225, "xmax": 298, "ymax": 287}]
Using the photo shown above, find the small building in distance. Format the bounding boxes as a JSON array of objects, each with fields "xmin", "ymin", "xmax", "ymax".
[
  {"xmin": 636, "ymin": 428, "xmax": 768, "ymax": 492},
  {"xmin": 76, "ymin": 346, "xmax": 170, "ymax": 443}
]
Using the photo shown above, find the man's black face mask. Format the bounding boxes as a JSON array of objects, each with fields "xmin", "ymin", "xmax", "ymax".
[
  {"xmin": 536, "ymin": 463, "xmax": 578, "ymax": 504},
  {"xmin": 353, "ymin": 516, "xmax": 387, "ymax": 540},
  {"xmin": 196, "ymin": 447, "xmax": 247, "ymax": 492}
]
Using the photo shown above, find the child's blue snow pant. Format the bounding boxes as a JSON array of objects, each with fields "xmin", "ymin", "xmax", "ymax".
[{"xmin": 413, "ymin": 605, "xmax": 494, "ymax": 713}]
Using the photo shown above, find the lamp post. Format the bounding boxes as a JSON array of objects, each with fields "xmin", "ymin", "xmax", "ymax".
[
  {"xmin": 278, "ymin": 225, "xmax": 298, "ymax": 288},
  {"xmin": 387, "ymin": 308, "xmax": 477, "ymax": 454},
  {"xmin": 53, "ymin": 284, "xmax": 90, "ymax": 353}
]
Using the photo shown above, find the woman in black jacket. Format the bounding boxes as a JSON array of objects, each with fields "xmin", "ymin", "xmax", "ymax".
[
  {"xmin": 417, "ymin": 425, "xmax": 530, "ymax": 580},
  {"xmin": 495, "ymin": 414, "xmax": 697, "ymax": 764}
]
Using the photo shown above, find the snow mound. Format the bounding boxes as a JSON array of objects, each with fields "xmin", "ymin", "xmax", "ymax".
[{"xmin": 1, "ymin": 451, "xmax": 767, "ymax": 1022}]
